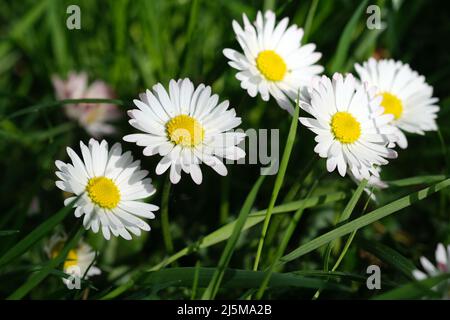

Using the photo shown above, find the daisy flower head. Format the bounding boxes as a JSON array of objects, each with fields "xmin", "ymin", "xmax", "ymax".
[
  {"xmin": 355, "ymin": 58, "xmax": 439, "ymax": 149},
  {"xmin": 412, "ymin": 243, "xmax": 450, "ymax": 298},
  {"xmin": 45, "ymin": 234, "xmax": 101, "ymax": 285},
  {"xmin": 223, "ymin": 10, "xmax": 323, "ymax": 113},
  {"xmin": 299, "ymin": 73, "xmax": 398, "ymax": 180},
  {"xmin": 55, "ymin": 139, "xmax": 158, "ymax": 240},
  {"xmin": 123, "ymin": 78, "xmax": 246, "ymax": 185},
  {"xmin": 52, "ymin": 72, "xmax": 122, "ymax": 138}
]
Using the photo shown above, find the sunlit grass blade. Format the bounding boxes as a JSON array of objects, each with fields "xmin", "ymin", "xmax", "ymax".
[
  {"xmin": 253, "ymin": 102, "xmax": 300, "ymax": 271},
  {"xmin": 0, "ymin": 197, "xmax": 79, "ymax": 268},
  {"xmin": 280, "ymin": 178, "xmax": 450, "ymax": 265},
  {"xmin": 202, "ymin": 174, "xmax": 267, "ymax": 299}
]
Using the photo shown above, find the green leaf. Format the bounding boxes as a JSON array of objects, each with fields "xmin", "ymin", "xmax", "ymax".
[
  {"xmin": 202, "ymin": 174, "xmax": 266, "ymax": 299},
  {"xmin": 0, "ymin": 197, "xmax": 79, "ymax": 268},
  {"xmin": 280, "ymin": 178, "xmax": 450, "ymax": 264},
  {"xmin": 329, "ymin": 0, "xmax": 369, "ymax": 72}
]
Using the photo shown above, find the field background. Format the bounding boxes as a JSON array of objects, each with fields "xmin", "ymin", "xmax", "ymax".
[{"xmin": 0, "ymin": 0, "xmax": 449, "ymax": 299}]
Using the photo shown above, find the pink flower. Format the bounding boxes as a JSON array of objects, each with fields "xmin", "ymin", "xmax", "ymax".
[{"xmin": 52, "ymin": 72, "xmax": 121, "ymax": 137}]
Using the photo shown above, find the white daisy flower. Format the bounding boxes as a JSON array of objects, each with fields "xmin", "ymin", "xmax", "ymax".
[
  {"xmin": 299, "ymin": 73, "xmax": 398, "ymax": 179},
  {"xmin": 45, "ymin": 234, "xmax": 101, "ymax": 285},
  {"xmin": 412, "ymin": 243, "xmax": 450, "ymax": 299},
  {"xmin": 123, "ymin": 78, "xmax": 246, "ymax": 185},
  {"xmin": 55, "ymin": 139, "xmax": 158, "ymax": 240},
  {"xmin": 355, "ymin": 58, "xmax": 439, "ymax": 149},
  {"xmin": 223, "ymin": 10, "xmax": 323, "ymax": 113}
]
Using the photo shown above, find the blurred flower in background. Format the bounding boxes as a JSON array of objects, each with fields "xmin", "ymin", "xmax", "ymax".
[
  {"xmin": 45, "ymin": 233, "xmax": 101, "ymax": 285},
  {"xmin": 51, "ymin": 72, "xmax": 122, "ymax": 137}
]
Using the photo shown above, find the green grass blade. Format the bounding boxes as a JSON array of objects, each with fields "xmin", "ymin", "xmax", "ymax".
[
  {"xmin": 100, "ymin": 192, "xmax": 347, "ymax": 300},
  {"xmin": 47, "ymin": 0, "xmax": 69, "ymax": 72},
  {"xmin": 255, "ymin": 179, "xmax": 319, "ymax": 299},
  {"xmin": 356, "ymin": 238, "xmax": 416, "ymax": 279},
  {"xmin": 253, "ymin": 102, "xmax": 300, "ymax": 271},
  {"xmin": 329, "ymin": 0, "xmax": 369, "ymax": 72},
  {"xmin": 280, "ymin": 178, "xmax": 450, "ymax": 264},
  {"xmin": 323, "ymin": 179, "xmax": 368, "ymax": 271},
  {"xmin": 140, "ymin": 267, "xmax": 351, "ymax": 292},
  {"xmin": 372, "ymin": 274, "xmax": 450, "ymax": 300},
  {"xmin": 0, "ymin": 0, "xmax": 49, "ymax": 57},
  {"xmin": 149, "ymin": 191, "xmax": 347, "ymax": 271},
  {"xmin": 202, "ymin": 174, "xmax": 266, "ymax": 299},
  {"xmin": 0, "ymin": 197, "xmax": 79, "ymax": 268},
  {"xmin": 0, "ymin": 230, "xmax": 19, "ymax": 237},
  {"xmin": 190, "ymin": 261, "xmax": 201, "ymax": 300},
  {"xmin": 386, "ymin": 175, "xmax": 447, "ymax": 187},
  {"xmin": 303, "ymin": 0, "xmax": 319, "ymax": 43}
]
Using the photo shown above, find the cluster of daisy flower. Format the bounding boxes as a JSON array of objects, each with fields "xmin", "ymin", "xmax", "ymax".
[{"xmin": 48, "ymin": 10, "xmax": 441, "ymax": 286}]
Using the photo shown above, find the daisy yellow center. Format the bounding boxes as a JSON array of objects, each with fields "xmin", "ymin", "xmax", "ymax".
[
  {"xmin": 379, "ymin": 92, "xmax": 403, "ymax": 120},
  {"xmin": 51, "ymin": 243, "xmax": 78, "ymax": 269},
  {"xmin": 166, "ymin": 115, "xmax": 204, "ymax": 147},
  {"xmin": 331, "ymin": 112, "xmax": 361, "ymax": 144},
  {"xmin": 256, "ymin": 50, "xmax": 287, "ymax": 81},
  {"xmin": 86, "ymin": 177, "xmax": 120, "ymax": 209}
]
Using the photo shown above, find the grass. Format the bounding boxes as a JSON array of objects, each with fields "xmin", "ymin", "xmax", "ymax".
[{"xmin": 0, "ymin": 0, "xmax": 449, "ymax": 300}]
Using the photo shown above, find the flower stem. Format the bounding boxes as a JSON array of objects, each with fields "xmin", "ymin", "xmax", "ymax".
[{"xmin": 161, "ymin": 175, "xmax": 174, "ymax": 255}]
